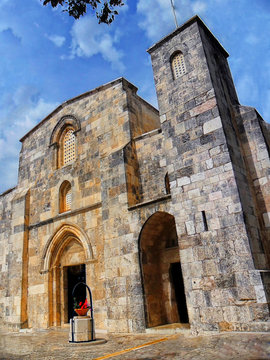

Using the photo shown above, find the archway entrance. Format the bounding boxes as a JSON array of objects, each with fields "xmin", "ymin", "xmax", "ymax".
[
  {"xmin": 139, "ymin": 211, "xmax": 189, "ymax": 328},
  {"xmin": 64, "ymin": 264, "xmax": 86, "ymax": 321},
  {"xmin": 48, "ymin": 238, "xmax": 86, "ymax": 325},
  {"xmin": 41, "ymin": 224, "xmax": 93, "ymax": 327}
]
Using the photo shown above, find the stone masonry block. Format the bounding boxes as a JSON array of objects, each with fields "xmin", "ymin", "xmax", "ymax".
[
  {"xmin": 254, "ymin": 285, "xmax": 267, "ymax": 303},
  {"xmin": 203, "ymin": 117, "xmax": 222, "ymax": 134},
  {"xmin": 200, "ymin": 307, "xmax": 224, "ymax": 323},
  {"xmin": 206, "ymin": 158, "xmax": 213, "ymax": 169},
  {"xmin": 191, "ymin": 172, "xmax": 205, "ymax": 183},
  {"xmin": 228, "ymin": 203, "xmax": 242, "ymax": 214},
  {"xmin": 69, "ymin": 331, "xmax": 93, "ymax": 342},
  {"xmin": 188, "ymin": 188, "xmax": 200, "ymax": 199},
  {"xmin": 257, "ymin": 149, "xmax": 268, "ymax": 161},
  {"xmin": 69, "ymin": 317, "xmax": 95, "ymax": 342},
  {"xmin": 177, "ymin": 176, "xmax": 190, "ymax": 186},
  {"xmin": 160, "ymin": 114, "xmax": 167, "ymax": 123},
  {"xmin": 224, "ymin": 163, "xmax": 232, "ymax": 171},
  {"xmin": 73, "ymin": 316, "xmax": 92, "ymax": 332},
  {"xmin": 185, "ymin": 220, "xmax": 196, "ymax": 235},
  {"xmin": 209, "ymin": 191, "xmax": 223, "ymax": 201},
  {"xmin": 159, "ymin": 159, "xmax": 166, "ymax": 167},
  {"xmin": 263, "ymin": 212, "xmax": 270, "ymax": 227},
  {"xmin": 210, "ymin": 146, "xmax": 221, "ymax": 156},
  {"xmin": 208, "ymin": 218, "xmax": 220, "ymax": 230}
]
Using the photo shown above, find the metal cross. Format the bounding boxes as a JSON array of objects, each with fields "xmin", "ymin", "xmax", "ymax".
[{"xmin": 170, "ymin": 0, "xmax": 178, "ymax": 28}]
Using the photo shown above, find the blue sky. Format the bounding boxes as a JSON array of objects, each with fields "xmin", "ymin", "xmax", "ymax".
[{"xmin": 0, "ymin": 0, "xmax": 269, "ymax": 192}]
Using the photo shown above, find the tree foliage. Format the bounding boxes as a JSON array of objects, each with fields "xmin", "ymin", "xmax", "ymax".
[{"xmin": 42, "ymin": 0, "xmax": 125, "ymax": 23}]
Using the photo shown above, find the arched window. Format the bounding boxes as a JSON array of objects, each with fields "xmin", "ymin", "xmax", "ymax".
[
  {"xmin": 49, "ymin": 115, "xmax": 80, "ymax": 170},
  {"xmin": 60, "ymin": 127, "xmax": 76, "ymax": 167},
  {"xmin": 171, "ymin": 52, "xmax": 186, "ymax": 79},
  {"xmin": 59, "ymin": 181, "xmax": 72, "ymax": 213}
]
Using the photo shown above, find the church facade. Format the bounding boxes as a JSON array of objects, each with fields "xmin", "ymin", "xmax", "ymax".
[{"xmin": 1, "ymin": 16, "xmax": 270, "ymax": 334}]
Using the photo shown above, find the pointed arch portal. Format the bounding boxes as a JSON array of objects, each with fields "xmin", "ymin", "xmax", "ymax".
[
  {"xmin": 139, "ymin": 211, "xmax": 189, "ymax": 328},
  {"xmin": 40, "ymin": 224, "xmax": 93, "ymax": 326}
]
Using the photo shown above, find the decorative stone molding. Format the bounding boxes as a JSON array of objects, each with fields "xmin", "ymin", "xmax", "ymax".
[
  {"xmin": 49, "ymin": 115, "xmax": 81, "ymax": 148},
  {"xmin": 40, "ymin": 223, "xmax": 94, "ymax": 274}
]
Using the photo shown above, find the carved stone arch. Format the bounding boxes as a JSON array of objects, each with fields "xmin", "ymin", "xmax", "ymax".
[
  {"xmin": 42, "ymin": 223, "xmax": 94, "ymax": 326},
  {"xmin": 49, "ymin": 115, "xmax": 81, "ymax": 148},
  {"xmin": 49, "ymin": 115, "xmax": 80, "ymax": 169},
  {"xmin": 169, "ymin": 49, "xmax": 183, "ymax": 62},
  {"xmin": 40, "ymin": 223, "xmax": 93, "ymax": 274},
  {"xmin": 57, "ymin": 176, "xmax": 74, "ymax": 191},
  {"xmin": 167, "ymin": 44, "xmax": 188, "ymax": 61}
]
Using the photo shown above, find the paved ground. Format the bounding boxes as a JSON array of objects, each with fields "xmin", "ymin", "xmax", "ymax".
[{"xmin": 0, "ymin": 327, "xmax": 270, "ymax": 359}]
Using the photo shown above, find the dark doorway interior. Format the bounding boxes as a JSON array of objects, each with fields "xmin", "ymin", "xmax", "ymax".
[
  {"xmin": 67, "ymin": 264, "xmax": 86, "ymax": 322},
  {"xmin": 170, "ymin": 262, "xmax": 189, "ymax": 323}
]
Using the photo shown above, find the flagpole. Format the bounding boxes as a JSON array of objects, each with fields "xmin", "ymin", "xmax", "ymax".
[{"xmin": 170, "ymin": 0, "xmax": 178, "ymax": 28}]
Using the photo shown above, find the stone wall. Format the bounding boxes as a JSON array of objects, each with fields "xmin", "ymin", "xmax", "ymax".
[
  {"xmin": 233, "ymin": 105, "xmax": 270, "ymax": 265},
  {"xmin": 148, "ymin": 16, "xmax": 270, "ymax": 332},
  {"xmin": 0, "ymin": 78, "xmax": 160, "ymax": 332},
  {"xmin": 135, "ymin": 130, "xmax": 167, "ymax": 203},
  {"xmin": 125, "ymin": 85, "xmax": 160, "ymax": 138},
  {"xmin": 0, "ymin": 187, "xmax": 29, "ymax": 330},
  {"xmin": 0, "ymin": 188, "xmax": 15, "ymax": 328},
  {"xmin": 199, "ymin": 23, "xmax": 269, "ymax": 271},
  {"xmin": 123, "ymin": 140, "xmax": 142, "ymax": 207}
]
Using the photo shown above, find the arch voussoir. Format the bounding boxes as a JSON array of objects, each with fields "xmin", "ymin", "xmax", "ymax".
[{"xmin": 40, "ymin": 223, "xmax": 93, "ymax": 274}]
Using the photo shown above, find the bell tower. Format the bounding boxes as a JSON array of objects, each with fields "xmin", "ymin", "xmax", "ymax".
[
  {"xmin": 147, "ymin": 15, "xmax": 238, "ymax": 118},
  {"xmin": 147, "ymin": 16, "xmax": 270, "ymax": 332}
]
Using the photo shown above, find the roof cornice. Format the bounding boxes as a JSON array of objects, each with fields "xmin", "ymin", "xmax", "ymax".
[{"xmin": 147, "ymin": 15, "xmax": 229, "ymax": 58}]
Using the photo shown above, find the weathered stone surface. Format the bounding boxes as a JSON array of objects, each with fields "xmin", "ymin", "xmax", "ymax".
[
  {"xmin": 1, "ymin": 329, "xmax": 270, "ymax": 359},
  {"xmin": 69, "ymin": 317, "xmax": 95, "ymax": 342},
  {"xmin": 203, "ymin": 117, "xmax": 222, "ymax": 134},
  {"xmin": 0, "ymin": 16, "xmax": 270, "ymax": 336}
]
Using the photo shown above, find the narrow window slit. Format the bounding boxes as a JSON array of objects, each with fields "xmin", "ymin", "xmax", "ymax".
[
  {"xmin": 165, "ymin": 172, "xmax": 171, "ymax": 194},
  {"xmin": 202, "ymin": 211, "xmax": 208, "ymax": 231}
]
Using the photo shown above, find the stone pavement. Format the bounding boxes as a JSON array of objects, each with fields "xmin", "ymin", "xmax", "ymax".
[{"xmin": 0, "ymin": 327, "xmax": 270, "ymax": 360}]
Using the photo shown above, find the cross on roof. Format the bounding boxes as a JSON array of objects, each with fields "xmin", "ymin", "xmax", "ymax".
[{"xmin": 170, "ymin": 0, "xmax": 178, "ymax": 28}]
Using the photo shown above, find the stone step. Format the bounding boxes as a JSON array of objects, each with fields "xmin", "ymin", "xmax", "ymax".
[
  {"xmin": 228, "ymin": 322, "xmax": 270, "ymax": 333},
  {"xmin": 145, "ymin": 323, "xmax": 190, "ymax": 335}
]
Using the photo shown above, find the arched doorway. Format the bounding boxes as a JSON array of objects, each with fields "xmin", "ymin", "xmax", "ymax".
[
  {"xmin": 41, "ymin": 224, "xmax": 93, "ymax": 327},
  {"xmin": 139, "ymin": 211, "xmax": 189, "ymax": 328}
]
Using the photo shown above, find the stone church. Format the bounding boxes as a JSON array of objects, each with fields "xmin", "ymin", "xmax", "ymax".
[{"xmin": 0, "ymin": 16, "xmax": 270, "ymax": 334}]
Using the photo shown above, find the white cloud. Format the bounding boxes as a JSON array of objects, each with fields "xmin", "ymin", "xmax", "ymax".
[
  {"xmin": 46, "ymin": 34, "xmax": 66, "ymax": 47},
  {"xmin": 245, "ymin": 34, "xmax": 259, "ymax": 45},
  {"xmin": 137, "ymin": 0, "xmax": 207, "ymax": 41},
  {"xmin": 0, "ymin": 86, "xmax": 58, "ymax": 192},
  {"xmin": 69, "ymin": 16, "xmax": 124, "ymax": 71},
  {"xmin": 0, "ymin": 22, "xmax": 22, "ymax": 41}
]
